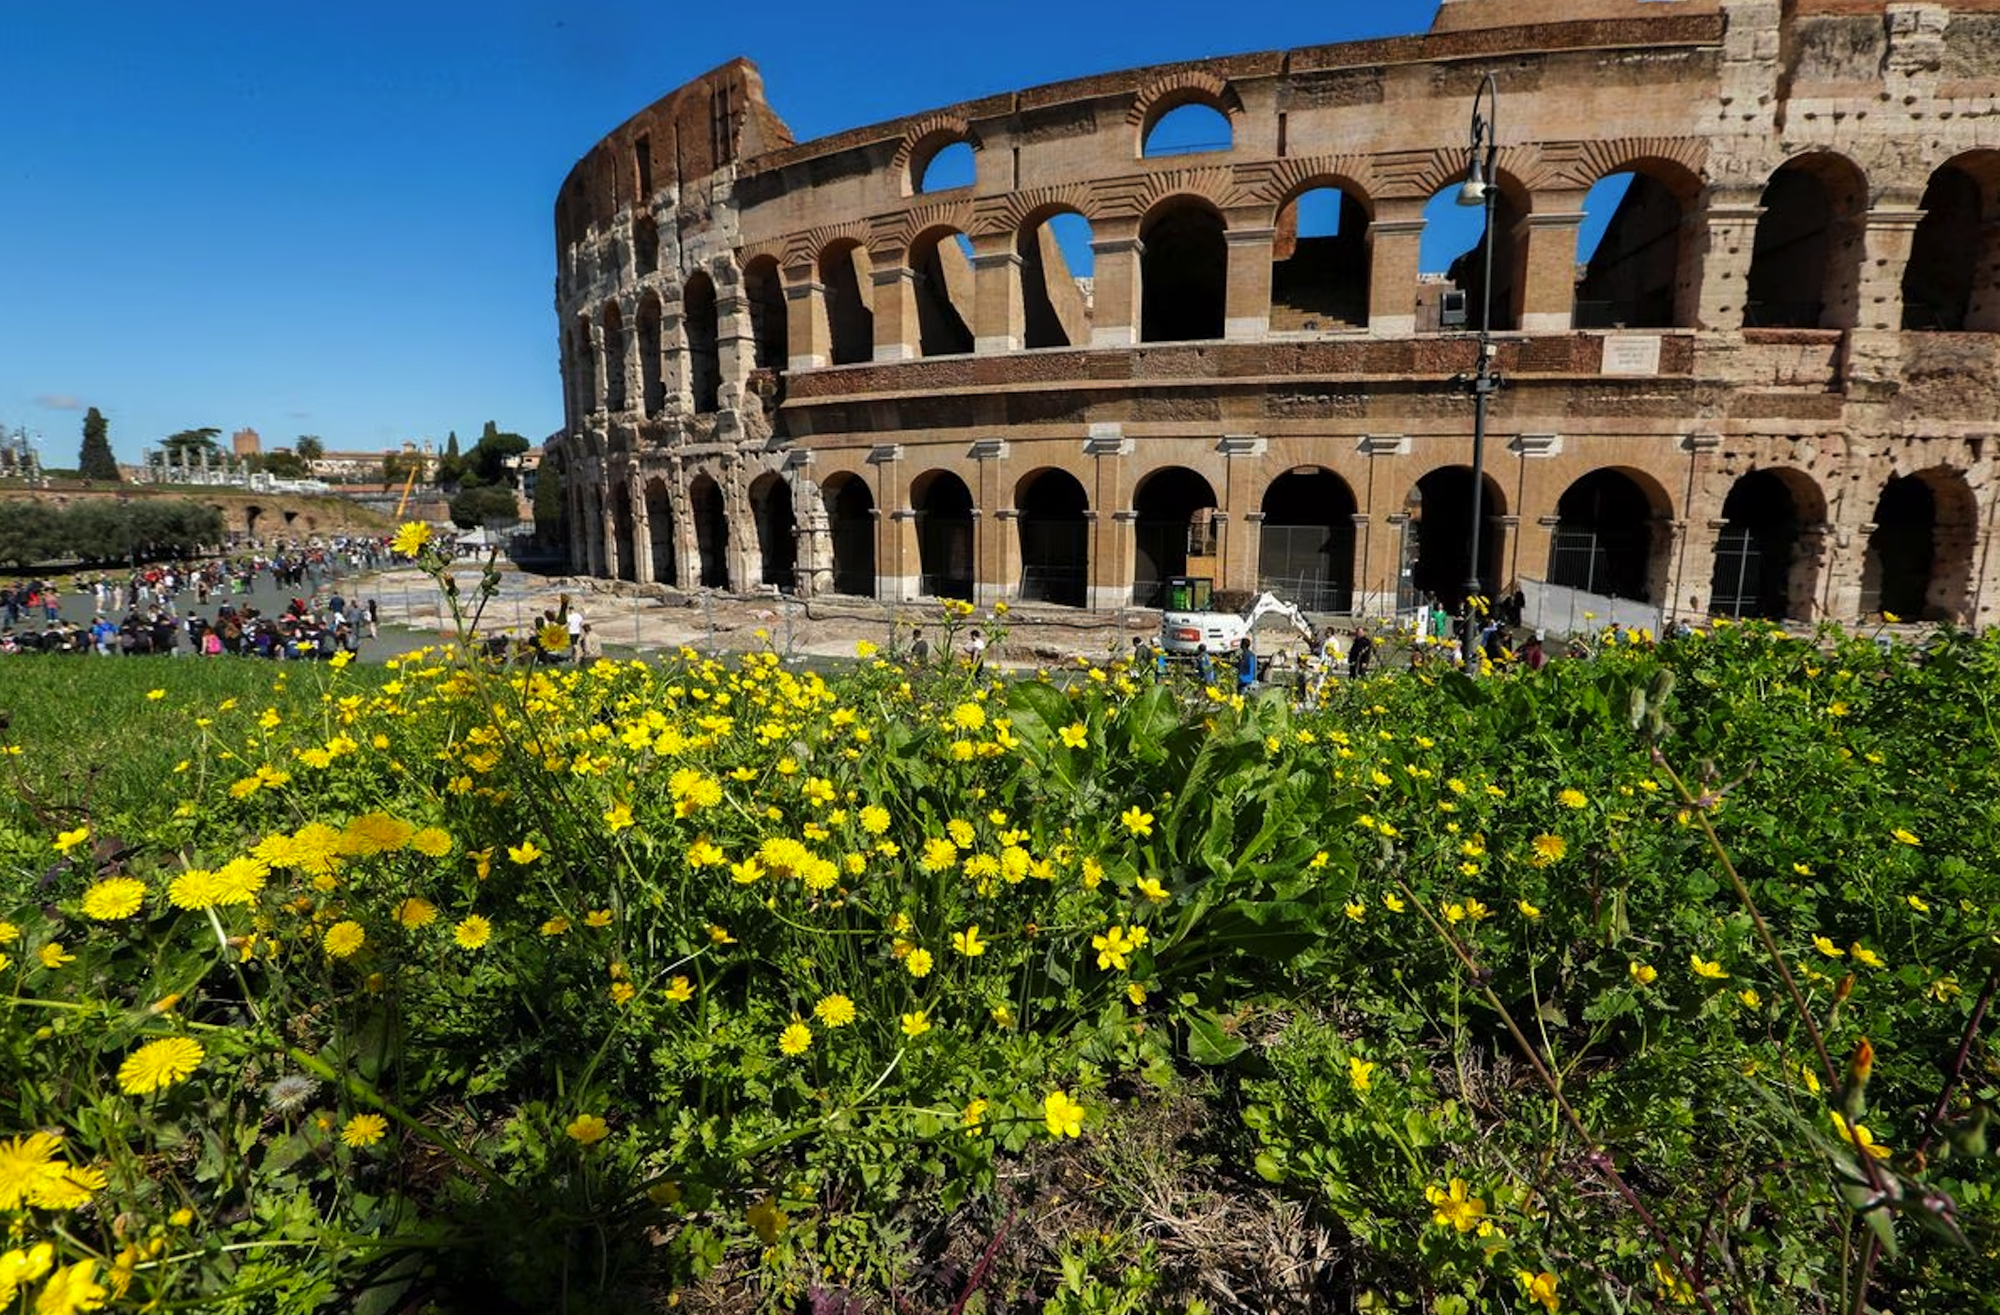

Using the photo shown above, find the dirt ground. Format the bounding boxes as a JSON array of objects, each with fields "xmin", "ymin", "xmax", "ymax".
[{"xmin": 361, "ymin": 564, "xmax": 1268, "ymax": 671}]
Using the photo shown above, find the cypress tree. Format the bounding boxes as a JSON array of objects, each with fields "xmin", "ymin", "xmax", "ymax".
[{"xmin": 78, "ymin": 406, "xmax": 121, "ymax": 482}]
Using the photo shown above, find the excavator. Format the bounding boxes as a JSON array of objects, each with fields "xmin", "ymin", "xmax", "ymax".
[{"xmin": 1158, "ymin": 576, "xmax": 1317, "ymax": 656}]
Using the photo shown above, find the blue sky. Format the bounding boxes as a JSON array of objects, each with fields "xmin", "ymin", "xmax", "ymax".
[{"xmin": 3, "ymin": 0, "xmax": 1518, "ymax": 469}]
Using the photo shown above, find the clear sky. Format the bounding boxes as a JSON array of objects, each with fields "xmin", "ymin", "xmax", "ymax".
[{"xmin": 4, "ymin": 0, "xmax": 1481, "ymax": 471}]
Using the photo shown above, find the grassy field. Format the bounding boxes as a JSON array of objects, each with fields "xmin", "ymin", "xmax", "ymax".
[{"xmin": 0, "ymin": 654, "xmax": 400, "ymax": 832}]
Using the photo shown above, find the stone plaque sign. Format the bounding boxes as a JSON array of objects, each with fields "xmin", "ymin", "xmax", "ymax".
[{"xmin": 1602, "ymin": 335, "xmax": 1663, "ymax": 376}]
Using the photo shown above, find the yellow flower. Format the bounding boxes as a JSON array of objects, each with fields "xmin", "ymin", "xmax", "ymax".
[
  {"xmin": 602, "ymin": 803, "xmax": 634, "ymax": 832},
  {"xmin": 778, "ymin": 1021, "xmax": 812, "ymax": 1056},
  {"xmin": 1629, "ymin": 961, "xmax": 1658, "ymax": 986},
  {"xmin": 540, "ymin": 915, "xmax": 571, "ymax": 936},
  {"xmin": 453, "ymin": 915, "xmax": 492, "ymax": 950},
  {"xmin": 1831, "ymin": 1111, "xmax": 1891, "ymax": 1160},
  {"xmin": 30, "ymin": 1259, "xmax": 106, "ymax": 1314},
  {"xmin": 1690, "ymin": 954, "xmax": 1728, "ymax": 980},
  {"xmin": 323, "ymin": 921, "xmax": 367, "ymax": 959},
  {"xmin": 1043, "ymin": 1089, "xmax": 1086, "ymax": 1138},
  {"xmin": 393, "ymin": 898, "xmax": 437, "ymax": 930},
  {"xmin": 951, "ymin": 702, "xmax": 986, "ymax": 731},
  {"xmin": 665, "ymin": 975, "xmax": 695, "ymax": 1002},
  {"xmin": 52, "ymin": 827, "xmax": 89, "ymax": 855},
  {"xmin": 1426, "ymin": 1177, "xmax": 1487, "ymax": 1232},
  {"xmin": 905, "ymin": 948, "xmax": 934, "ymax": 978},
  {"xmin": 391, "ymin": 521, "xmax": 431, "ymax": 555},
  {"xmin": 1813, "ymin": 936, "xmax": 1844, "ymax": 958},
  {"xmin": 38, "ymin": 942, "xmax": 74, "ymax": 970},
  {"xmin": 990, "ymin": 1003, "xmax": 1016, "ymax": 1028},
  {"xmin": 566, "ymin": 1114, "xmax": 610, "ymax": 1145},
  {"xmin": 1851, "ymin": 943, "xmax": 1885, "ymax": 968},
  {"xmin": 1126, "ymin": 982, "xmax": 1148, "ymax": 1006},
  {"xmin": 952, "ymin": 925, "xmax": 986, "ymax": 958},
  {"xmin": 118, "ymin": 1036, "xmax": 205, "ymax": 1095},
  {"xmin": 814, "ymin": 993, "xmax": 857, "ymax": 1028},
  {"xmin": 1738, "ymin": 988, "xmax": 1762, "ymax": 1008},
  {"xmin": 340, "ymin": 1113, "xmax": 388, "ymax": 1148},
  {"xmin": 855, "ymin": 639, "xmax": 878, "ymax": 657},
  {"xmin": 609, "ymin": 981, "xmax": 636, "ymax": 1005},
  {"xmin": 962, "ymin": 1098, "xmax": 988, "ymax": 1133},
  {"xmin": 1517, "ymin": 899, "xmax": 1542, "ymax": 920},
  {"xmin": 1891, "ymin": 827, "xmax": 1919, "ymax": 846},
  {"xmin": 1135, "ymin": 875, "xmax": 1168, "ymax": 903},
  {"xmin": 1383, "ymin": 892, "xmax": 1405, "ymax": 913},
  {"xmin": 80, "ymin": 877, "xmax": 146, "ymax": 920},
  {"xmin": 1344, "ymin": 901, "xmax": 1365, "ymax": 922},
  {"xmin": 585, "ymin": 908, "xmax": 614, "ymax": 928},
  {"xmin": 1120, "ymin": 806, "xmax": 1154, "ymax": 838},
  {"xmin": 507, "ymin": 840, "xmax": 543, "ymax": 865},
  {"xmin": 900, "ymin": 1011, "xmax": 931, "ymax": 1038},
  {"xmin": 1516, "ymin": 1268, "xmax": 1559, "ymax": 1314},
  {"xmin": 1348, "ymin": 1056, "xmax": 1376, "ymax": 1093},
  {"xmin": 1530, "ymin": 834, "xmax": 1567, "ymax": 866},
  {"xmin": 1557, "ymin": 788, "xmax": 1587, "ymax": 809},
  {"xmin": 1907, "ymin": 894, "xmax": 1930, "ymax": 913},
  {"xmin": 1059, "ymin": 722, "xmax": 1088, "ymax": 748}
]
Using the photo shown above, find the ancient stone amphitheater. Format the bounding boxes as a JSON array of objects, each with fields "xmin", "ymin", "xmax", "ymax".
[{"xmin": 545, "ymin": 0, "xmax": 2000, "ymax": 626}]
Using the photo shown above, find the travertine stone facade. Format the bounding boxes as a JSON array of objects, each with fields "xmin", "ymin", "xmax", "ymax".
[{"xmin": 547, "ymin": 0, "xmax": 2000, "ymax": 625}]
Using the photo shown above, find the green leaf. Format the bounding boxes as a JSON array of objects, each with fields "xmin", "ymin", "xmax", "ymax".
[{"xmin": 1184, "ymin": 1010, "xmax": 1249, "ymax": 1066}]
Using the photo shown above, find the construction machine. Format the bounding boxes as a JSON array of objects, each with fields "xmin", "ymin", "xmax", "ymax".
[{"xmin": 1159, "ymin": 576, "xmax": 1317, "ymax": 655}]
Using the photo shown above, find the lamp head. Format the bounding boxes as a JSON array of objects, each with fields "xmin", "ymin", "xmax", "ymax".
[{"xmin": 1456, "ymin": 156, "xmax": 1489, "ymax": 208}]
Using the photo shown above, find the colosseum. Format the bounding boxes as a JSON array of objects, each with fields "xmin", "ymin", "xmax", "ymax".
[{"xmin": 545, "ymin": 0, "xmax": 2000, "ymax": 627}]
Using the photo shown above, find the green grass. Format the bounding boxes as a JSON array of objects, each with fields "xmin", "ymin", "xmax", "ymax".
[{"xmin": 0, "ymin": 656, "xmax": 399, "ymax": 831}]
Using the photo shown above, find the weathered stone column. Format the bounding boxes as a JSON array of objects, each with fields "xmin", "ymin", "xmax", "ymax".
[
  {"xmin": 866, "ymin": 446, "xmax": 913, "ymax": 601},
  {"xmin": 716, "ymin": 280, "xmax": 752, "ymax": 412},
  {"xmin": 971, "ymin": 439, "xmax": 1011, "ymax": 605},
  {"xmin": 1224, "ymin": 226, "xmax": 1275, "ymax": 341},
  {"xmin": 1520, "ymin": 210, "xmax": 1585, "ymax": 332},
  {"xmin": 660, "ymin": 298, "xmax": 688, "ymax": 416},
  {"xmin": 1799, "ymin": 522, "xmax": 1843, "ymax": 621},
  {"xmin": 872, "ymin": 252, "xmax": 919, "ymax": 362},
  {"xmin": 991, "ymin": 507, "xmax": 1024, "ymax": 605},
  {"xmin": 970, "ymin": 235, "xmax": 1025, "ymax": 354},
  {"xmin": 1085, "ymin": 425, "xmax": 1135, "ymax": 609},
  {"xmin": 1857, "ymin": 207, "xmax": 1925, "ymax": 332},
  {"xmin": 1217, "ymin": 433, "xmax": 1267, "ymax": 595},
  {"xmin": 1690, "ymin": 197, "xmax": 1765, "ymax": 330},
  {"xmin": 631, "ymin": 475, "xmax": 653, "ymax": 585},
  {"xmin": 1089, "ymin": 223, "xmax": 1143, "ymax": 347},
  {"xmin": 1367, "ymin": 210, "xmax": 1427, "ymax": 337},
  {"xmin": 785, "ymin": 266, "xmax": 829, "ymax": 371}
]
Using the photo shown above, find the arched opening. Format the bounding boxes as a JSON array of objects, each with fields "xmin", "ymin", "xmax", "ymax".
[
  {"xmin": 1423, "ymin": 178, "xmax": 1525, "ymax": 333},
  {"xmin": 823, "ymin": 473, "xmax": 876, "ymax": 597},
  {"xmin": 1142, "ymin": 102, "xmax": 1232, "ymax": 158},
  {"xmin": 1259, "ymin": 469, "xmax": 1357, "ymax": 611},
  {"xmin": 1271, "ymin": 186, "xmax": 1371, "ymax": 331},
  {"xmin": 1141, "ymin": 202, "xmax": 1226, "ymax": 342},
  {"xmin": 1904, "ymin": 162, "xmax": 1987, "ymax": 331},
  {"xmin": 634, "ymin": 215, "xmax": 658, "ymax": 278},
  {"xmin": 1546, "ymin": 469, "xmax": 1660, "ymax": 602},
  {"xmin": 1574, "ymin": 167, "xmax": 1691, "ymax": 329},
  {"xmin": 1861, "ymin": 469, "xmax": 1976, "ymax": 621},
  {"xmin": 1709, "ymin": 470, "xmax": 1807, "ymax": 620},
  {"xmin": 1132, "ymin": 467, "xmax": 1218, "ymax": 607},
  {"xmin": 912, "ymin": 470, "xmax": 974, "ymax": 601},
  {"xmin": 1744, "ymin": 155, "xmax": 1865, "ymax": 329},
  {"xmin": 820, "ymin": 240, "xmax": 875, "ymax": 366},
  {"xmin": 602, "ymin": 304, "xmax": 627, "ymax": 413},
  {"xmin": 684, "ymin": 272, "xmax": 721, "ymax": 413},
  {"xmin": 690, "ymin": 473, "xmax": 730, "ymax": 589},
  {"xmin": 743, "ymin": 256, "xmax": 788, "ymax": 371},
  {"xmin": 645, "ymin": 476, "xmax": 676, "ymax": 585},
  {"xmin": 1408, "ymin": 467, "xmax": 1506, "ymax": 609},
  {"xmin": 1019, "ymin": 211, "xmax": 1095, "ymax": 349},
  {"xmin": 611, "ymin": 481, "xmax": 636, "ymax": 582},
  {"xmin": 636, "ymin": 294, "xmax": 664, "ymax": 417},
  {"xmin": 909, "ymin": 228, "xmax": 976, "ymax": 357},
  {"xmin": 1016, "ymin": 469, "xmax": 1089, "ymax": 607},
  {"xmin": 916, "ymin": 140, "xmax": 976, "ymax": 193},
  {"xmin": 750, "ymin": 473, "xmax": 797, "ymax": 592}
]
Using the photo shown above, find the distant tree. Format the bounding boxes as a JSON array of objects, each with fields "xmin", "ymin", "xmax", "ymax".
[
  {"xmin": 78, "ymin": 407, "xmax": 121, "ymax": 482},
  {"xmin": 383, "ymin": 453, "xmax": 416, "ymax": 486},
  {"xmin": 261, "ymin": 451, "xmax": 308, "ymax": 479},
  {"xmin": 0, "ymin": 500, "xmax": 59, "ymax": 567},
  {"xmin": 532, "ymin": 460, "xmax": 565, "ymax": 545},
  {"xmin": 436, "ymin": 431, "xmax": 465, "ymax": 490},
  {"xmin": 295, "ymin": 435, "xmax": 324, "ymax": 464},
  {"xmin": 450, "ymin": 484, "xmax": 520, "ymax": 530},
  {"xmin": 464, "ymin": 423, "xmax": 530, "ymax": 488},
  {"xmin": 161, "ymin": 428, "xmax": 223, "ymax": 465}
]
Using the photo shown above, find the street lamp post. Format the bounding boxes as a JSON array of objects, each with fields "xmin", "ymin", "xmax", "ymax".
[{"xmin": 1456, "ymin": 72, "xmax": 1503, "ymax": 671}]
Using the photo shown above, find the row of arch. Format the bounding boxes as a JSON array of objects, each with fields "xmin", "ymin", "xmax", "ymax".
[
  {"xmin": 565, "ymin": 147, "xmax": 2000, "ymax": 423},
  {"xmin": 579, "ymin": 460, "xmax": 1982, "ymax": 624}
]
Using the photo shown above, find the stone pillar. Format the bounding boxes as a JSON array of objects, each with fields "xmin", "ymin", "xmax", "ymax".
[
  {"xmin": 1691, "ymin": 197, "xmax": 1765, "ymax": 330},
  {"xmin": 674, "ymin": 460, "xmax": 701, "ymax": 593},
  {"xmin": 1084, "ymin": 425, "xmax": 1135, "ymax": 609},
  {"xmin": 785, "ymin": 268, "xmax": 829, "ymax": 371},
  {"xmin": 588, "ymin": 322, "xmax": 609, "ymax": 417},
  {"xmin": 1368, "ymin": 210, "xmax": 1426, "ymax": 337},
  {"xmin": 1857, "ymin": 208, "xmax": 1925, "ymax": 332},
  {"xmin": 1090, "ymin": 223, "xmax": 1143, "ymax": 348},
  {"xmin": 866, "ymin": 446, "xmax": 912, "ymax": 600},
  {"xmin": 1217, "ymin": 434, "xmax": 1267, "ymax": 595},
  {"xmin": 631, "ymin": 475, "xmax": 653, "ymax": 586},
  {"xmin": 716, "ymin": 284, "xmax": 752, "ymax": 412},
  {"xmin": 1802, "ymin": 522, "xmax": 1844, "ymax": 622},
  {"xmin": 660, "ymin": 299, "xmax": 688, "ymax": 416},
  {"xmin": 1520, "ymin": 210, "xmax": 1586, "ymax": 333},
  {"xmin": 1967, "ymin": 219, "xmax": 2000, "ymax": 333},
  {"xmin": 991, "ymin": 507, "xmax": 1024, "ymax": 604},
  {"xmin": 598, "ymin": 474, "xmax": 618, "ymax": 580},
  {"xmin": 969, "ymin": 439, "xmax": 1010, "ymax": 604},
  {"xmin": 1355, "ymin": 435, "xmax": 1413, "ymax": 614},
  {"xmin": 1224, "ymin": 226, "xmax": 1275, "ymax": 341},
  {"xmin": 971, "ymin": 237, "xmax": 1025, "ymax": 354},
  {"xmin": 872, "ymin": 254, "xmax": 919, "ymax": 362}
]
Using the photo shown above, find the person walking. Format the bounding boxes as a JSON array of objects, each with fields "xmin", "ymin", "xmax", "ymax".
[{"xmin": 1235, "ymin": 636, "xmax": 1258, "ymax": 692}]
